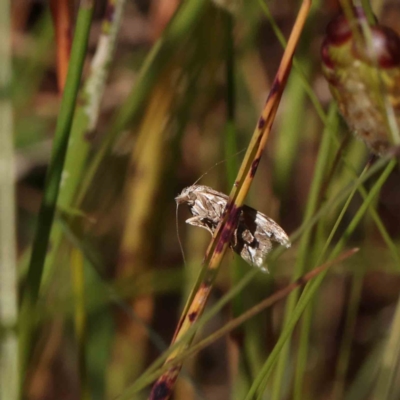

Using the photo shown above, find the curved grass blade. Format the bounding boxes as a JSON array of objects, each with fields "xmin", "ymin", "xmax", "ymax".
[
  {"xmin": 259, "ymin": 0, "xmax": 400, "ymax": 269},
  {"xmin": 272, "ymin": 104, "xmax": 338, "ymax": 400},
  {"xmin": 113, "ymin": 121, "xmax": 390, "ymax": 400},
  {"xmin": 245, "ymin": 158, "xmax": 396, "ymax": 399},
  {"xmin": 160, "ymin": 249, "xmax": 358, "ymax": 375},
  {"xmin": 118, "ymin": 248, "xmax": 357, "ymax": 399},
  {"xmin": 259, "ymin": 0, "xmax": 400, "ymax": 270}
]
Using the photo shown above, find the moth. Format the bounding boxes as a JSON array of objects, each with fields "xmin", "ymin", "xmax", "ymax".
[{"xmin": 176, "ymin": 185, "xmax": 290, "ymax": 272}]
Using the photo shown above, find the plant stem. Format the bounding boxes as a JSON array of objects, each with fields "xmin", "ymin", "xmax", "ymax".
[
  {"xmin": 42, "ymin": 0, "xmax": 127, "ymax": 287},
  {"xmin": 18, "ymin": 1, "xmax": 94, "ymax": 384},
  {"xmin": 0, "ymin": 1, "xmax": 19, "ymax": 398}
]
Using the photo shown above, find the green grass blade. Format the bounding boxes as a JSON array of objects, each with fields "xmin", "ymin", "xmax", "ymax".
[
  {"xmin": 329, "ymin": 160, "xmax": 396, "ymax": 259},
  {"xmin": 333, "ymin": 267, "xmax": 364, "ymax": 399},
  {"xmin": 273, "ymin": 58, "xmax": 311, "ymax": 197},
  {"xmin": 0, "ymin": 1, "xmax": 19, "ymax": 398},
  {"xmin": 76, "ymin": 0, "xmax": 209, "ymax": 203},
  {"xmin": 258, "ymin": 0, "xmax": 329, "ymax": 127},
  {"xmin": 259, "ymin": 0, "xmax": 399, "ymax": 271},
  {"xmin": 246, "ymin": 159, "xmax": 396, "ymax": 399},
  {"xmin": 345, "ymin": 341, "xmax": 383, "ymax": 400},
  {"xmin": 221, "ymin": 10, "xmax": 253, "ymax": 398},
  {"xmin": 70, "ymin": 248, "xmax": 91, "ymax": 400},
  {"xmin": 121, "ymin": 249, "xmax": 356, "ymax": 398},
  {"xmin": 271, "ymin": 105, "xmax": 338, "ymax": 399},
  {"xmin": 42, "ymin": 0, "xmax": 127, "ymax": 287},
  {"xmin": 292, "ymin": 139, "xmax": 363, "ymax": 398},
  {"xmin": 118, "ymin": 270, "xmax": 259, "ymax": 398},
  {"xmin": 372, "ymin": 293, "xmax": 400, "ymax": 400},
  {"xmin": 18, "ymin": 1, "xmax": 94, "ymax": 382}
]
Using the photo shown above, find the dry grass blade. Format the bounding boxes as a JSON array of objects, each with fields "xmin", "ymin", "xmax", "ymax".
[
  {"xmin": 109, "ymin": 68, "xmax": 176, "ymax": 396},
  {"xmin": 148, "ymin": 1, "xmax": 311, "ymax": 399},
  {"xmin": 126, "ymin": 248, "xmax": 358, "ymax": 397},
  {"xmin": 163, "ymin": 248, "xmax": 359, "ymax": 373},
  {"xmin": 49, "ymin": 0, "xmax": 72, "ymax": 92}
]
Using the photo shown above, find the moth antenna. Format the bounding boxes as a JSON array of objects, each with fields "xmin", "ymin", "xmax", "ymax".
[
  {"xmin": 176, "ymin": 202, "xmax": 187, "ymax": 267},
  {"xmin": 192, "ymin": 148, "xmax": 246, "ymax": 186}
]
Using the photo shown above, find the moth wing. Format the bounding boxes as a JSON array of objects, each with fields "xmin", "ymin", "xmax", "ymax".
[
  {"xmin": 198, "ymin": 186, "xmax": 228, "ymax": 219},
  {"xmin": 184, "ymin": 186, "xmax": 228, "ymax": 233},
  {"xmin": 193, "ymin": 185, "xmax": 228, "ymax": 200},
  {"xmin": 185, "ymin": 215, "xmax": 215, "ymax": 235},
  {"xmin": 234, "ymin": 205, "xmax": 290, "ymax": 269},
  {"xmin": 243, "ymin": 205, "xmax": 291, "ymax": 249}
]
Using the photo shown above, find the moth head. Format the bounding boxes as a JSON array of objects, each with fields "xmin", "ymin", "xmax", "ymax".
[{"xmin": 175, "ymin": 186, "xmax": 197, "ymax": 206}]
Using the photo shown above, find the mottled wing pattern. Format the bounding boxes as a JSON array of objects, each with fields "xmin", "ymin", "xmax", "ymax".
[
  {"xmin": 176, "ymin": 185, "xmax": 290, "ymax": 271},
  {"xmin": 176, "ymin": 185, "xmax": 227, "ymax": 234},
  {"xmin": 234, "ymin": 205, "xmax": 291, "ymax": 270}
]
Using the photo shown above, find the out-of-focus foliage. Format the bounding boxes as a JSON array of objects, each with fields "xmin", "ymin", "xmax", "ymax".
[
  {"xmin": 322, "ymin": 6, "xmax": 400, "ymax": 155},
  {"xmin": 6, "ymin": 1, "xmax": 400, "ymax": 399}
]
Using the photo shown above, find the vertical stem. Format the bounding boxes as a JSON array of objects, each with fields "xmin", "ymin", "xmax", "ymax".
[
  {"xmin": 224, "ymin": 10, "xmax": 238, "ymax": 186},
  {"xmin": 272, "ymin": 105, "xmax": 337, "ymax": 400},
  {"xmin": 247, "ymin": 158, "xmax": 394, "ymax": 399},
  {"xmin": 223, "ymin": 10, "xmax": 252, "ymax": 399},
  {"xmin": 43, "ymin": 0, "xmax": 127, "ymax": 288},
  {"xmin": 18, "ymin": 1, "xmax": 94, "ymax": 383},
  {"xmin": 50, "ymin": 0, "xmax": 73, "ymax": 91},
  {"xmin": 0, "ymin": 1, "xmax": 19, "ymax": 398},
  {"xmin": 373, "ymin": 293, "xmax": 400, "ymax": 400},
  {"xmin": 333, "ymin": 266, "xmax": 364, "ymax": 399},
  {"xmin": 71, "ymin": 248, "xmax": 91, "ymax": 400}
]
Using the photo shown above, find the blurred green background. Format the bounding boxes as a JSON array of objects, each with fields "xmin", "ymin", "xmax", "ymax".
[{"xmin": 2, "ymin": 0, "xmax": 400, "ymax": 399}]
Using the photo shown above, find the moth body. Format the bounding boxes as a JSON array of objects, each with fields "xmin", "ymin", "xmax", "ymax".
[{"xmin": 176, "ymin": 185, "xmax": 290, "ymax": 271}]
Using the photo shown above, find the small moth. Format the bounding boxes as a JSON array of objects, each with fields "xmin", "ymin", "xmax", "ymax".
[{"xmin": 176, "ymin": 185, "xmax": 290, "ymax": 272}]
